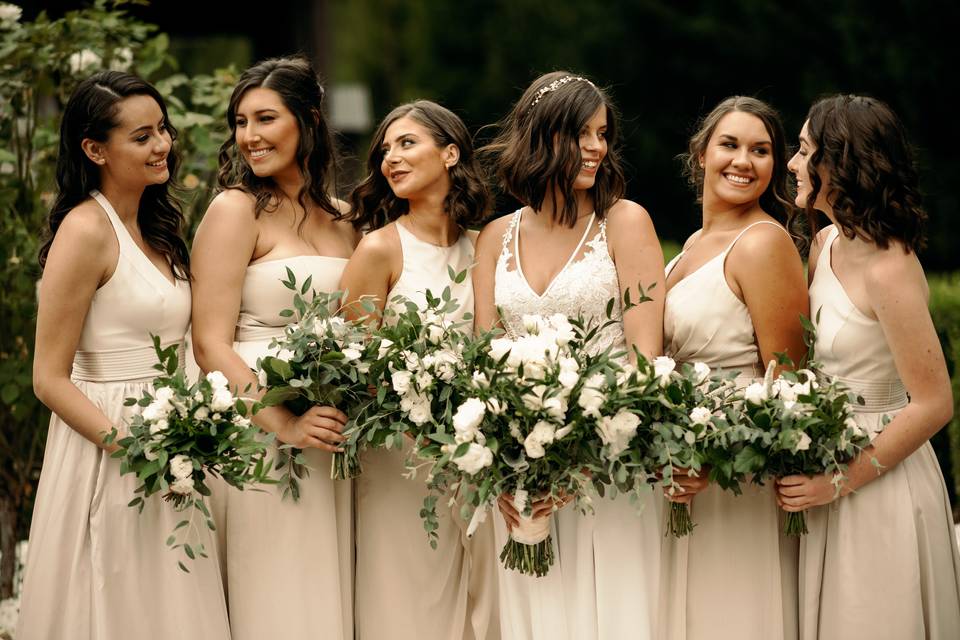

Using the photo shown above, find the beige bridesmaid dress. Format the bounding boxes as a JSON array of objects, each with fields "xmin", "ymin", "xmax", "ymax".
[
  {"xmin": 15, "ymin": 191, "xmax": 230, "ymax": 640},
  {"xmin": 799, "ymin": 225, "xmax": 960, "ymax": 639},
  {"xmin": 354, "ymin": 220, "xmax": 499, "ymax": 640},
  {"xmin": 217, "ymin": 255, "xmax": 354, "ymax": 640},
  {"xmin": 659, "ymin": 220, "xmax": 799, "ymax": 640}
]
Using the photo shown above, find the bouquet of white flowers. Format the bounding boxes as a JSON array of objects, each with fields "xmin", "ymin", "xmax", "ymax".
[
  {"xmin": 418, "ymin": 310, "xmax": 634, "ymax": 577},
  {"xmin": 255, "ymin": 270, "xmax": 387, "ymax": 489},
  {"xmin": 733, "ymin": 361, "xmax": 877, "ymax": 535},
  {"xmin": 642, "ymin": 357, "xmax": 746, "ymax": 537},
  {"xmin": 107, "ymin": 337, "xmax": 271, "ymax": 570}
]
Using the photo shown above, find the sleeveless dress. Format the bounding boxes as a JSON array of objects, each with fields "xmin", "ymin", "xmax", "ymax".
[
  {"xmin": 218, "ymin": 255, "xmax": 353, "ymax": 640},
  {"xmin": 659, "ymin": 220, "xmax": 799, "ymax": 640},
  {"xmin": 799, "ymin": 225, "xmax": 960, "ymax": 639},
  {"xmin": 354, "ymin": 220, "xmax": 499, "ymax": 640},
  {"xmin": 16, "ymin": 190, "xmax": 230, "ymax": 640},
  {"xmin": 493, "ymin": 208, "xmax": 662, "ymax": 640}
]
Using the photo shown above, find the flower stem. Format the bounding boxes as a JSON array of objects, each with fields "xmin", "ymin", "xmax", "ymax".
[
  {"xmin": 331, "ymin": 451, "xmax": 362, "ymax": 480},
  {"xmin": 669, "ymin": 502, "xmax": 694, "ymax": 537},
  {"xmin": 499, "ymin": 536, "xmax": 555, "ymax": 577},
  {"xmin": 783, "ymin": 510, "xmax": 809, "ymax": 536}
]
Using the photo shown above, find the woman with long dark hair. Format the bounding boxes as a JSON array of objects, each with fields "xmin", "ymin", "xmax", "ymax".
[
  {"xmin": 658, "ymin": 96, "xmax": 808, "ymax": 640},
  {"xmin": 778, "ymin": 95, "xmax": 960, "ymax": 639},
  {"xmin": 190, "ymin": 56, "xmax": 359, "ymax": 639},
  {"xmin": 339, "ymin": 100, "xmax": 499, "ymax": 640},
  {"xmin": 16, "ymin": 71, "xmax": 229, "ymax": 639},
  {"xmin": 473, "ymin": 71, "xmax": 665, "ymax": 639}
]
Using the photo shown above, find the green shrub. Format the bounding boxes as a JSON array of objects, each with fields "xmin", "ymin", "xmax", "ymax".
[{"xmin": 929, "ymin": 272, "xmax": 960, "ymax": 517}]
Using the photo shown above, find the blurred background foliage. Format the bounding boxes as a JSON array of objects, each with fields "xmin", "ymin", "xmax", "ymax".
[{"xmin": 3, "ymin": 0, "xmax": 960, "ymax": 601}]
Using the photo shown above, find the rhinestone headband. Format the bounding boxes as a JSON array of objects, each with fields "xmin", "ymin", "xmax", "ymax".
[{"xmin": 529, "ymin": 76, "xmax": 595, "ymax": 108}]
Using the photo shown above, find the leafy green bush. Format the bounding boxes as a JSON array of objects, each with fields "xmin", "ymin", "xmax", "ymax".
[{"xmin": 929, "ymin": 272, "xmax": 960, "ymax": 518}]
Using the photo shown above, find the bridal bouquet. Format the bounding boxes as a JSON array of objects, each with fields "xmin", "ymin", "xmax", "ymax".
[
  {"xmin": 418, "ymin": 311, "xmax": 629, "ymax": 577},
  {"xmin": 643, "ymin": 357, "xmax": 746, "ymax": 537},
  {"xmin": 732, "ymin": 362, "xmax": 876, "ymax": 535},
  {"xmin": 107, "ymin": 337, "xmax": 271, "ymax": 570},
  {"xmin": 255, "ymin": 270, "xmax": 386, "ymax": 490}
]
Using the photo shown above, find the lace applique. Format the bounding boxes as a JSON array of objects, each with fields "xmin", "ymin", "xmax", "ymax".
[{"xmin": 495, "ymin": 210, "xmax": 625, "ymax": 356}]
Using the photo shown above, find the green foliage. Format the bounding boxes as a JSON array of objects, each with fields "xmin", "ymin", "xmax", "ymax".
[{"xmin": 929, "ymin": 273, "xmax": 960, "ymax": 513}]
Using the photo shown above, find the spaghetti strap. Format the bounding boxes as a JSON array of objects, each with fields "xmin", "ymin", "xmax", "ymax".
[{"xmin": 723, "ymin": 220, "xmax": 790, "ymax": 256}]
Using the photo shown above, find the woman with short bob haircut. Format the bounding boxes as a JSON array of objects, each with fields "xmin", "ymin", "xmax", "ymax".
[
  {"xmin": 779, "ymin": 95, "xmax": 960, "ymax": 639},
  {"xmin": 473, "ymin": 71, "xmax": 666, "ymax": 639},
  {"xmin": 658, "ymin": 95, "xmax": 807, "ymax": 640},
  {"xmin": 17, "ymin": 70, "xmax": 229, "ymax": 640},
  {"xmin": 190, "ymin": 55, "xmax": 359, "ymax": 639},
  {"xmin": 340, "ymin": 99, "xmax": 499, "ymax": 640}
]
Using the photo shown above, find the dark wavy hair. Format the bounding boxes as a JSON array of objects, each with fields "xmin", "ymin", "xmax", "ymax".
[
  {"xmin": 802, "ymin": 95, "xmax": 926, "ymax": 252},
  {"xmin": 481, "ymin": 71, "xmax": 625, "ymax": 227},
  {"xmin": 347, "ymin": 100, "xmax": 490, "ymax": 230},
  {"xmin": 681, "ymin": 95, "xmax": 800, "ymax": 245},
  {"xmin": 38, "ymin": 71, "xmax": 190, "ymax": 278},
  {"xmin": 217, "ymin": 55, "xmax": 340, "ymax": 221}
]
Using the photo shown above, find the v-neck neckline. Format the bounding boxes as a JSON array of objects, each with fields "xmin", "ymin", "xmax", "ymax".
[
  {"xmin": 514, "ymin": 209, "xmax": 596, "ymax": 299},
  {"xmin": 92, "ymin": 190, "xmax": 178, "ymax": 288}
]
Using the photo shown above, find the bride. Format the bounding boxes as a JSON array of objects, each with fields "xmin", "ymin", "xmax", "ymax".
[{"xmin": 473, "ymin": 71, "xmax": 666, "ymax": 640}]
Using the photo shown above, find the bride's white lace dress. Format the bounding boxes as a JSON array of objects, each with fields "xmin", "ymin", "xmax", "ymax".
[{"xmin": 492, "ymin": 208, "xmax": 662, "ymax": 640}]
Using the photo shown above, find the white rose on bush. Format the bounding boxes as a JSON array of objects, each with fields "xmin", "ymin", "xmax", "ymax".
[
  {"xmin": 451, "ymin": 442, "xmax": 494, "ymax": 475},
  {"xmin": 453, "ymin": 398, "xmax": 486, "ymax": 443}
]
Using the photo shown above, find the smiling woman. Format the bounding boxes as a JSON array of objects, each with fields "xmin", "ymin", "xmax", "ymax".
[{"xmin": 16, "ymin": 71, "xmax": 229, "ymax": 640}]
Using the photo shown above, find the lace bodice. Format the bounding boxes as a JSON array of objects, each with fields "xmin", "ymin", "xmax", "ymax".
[{"xmin": 494, "ymin": 209, "xmax": 625, "ymax": 355}]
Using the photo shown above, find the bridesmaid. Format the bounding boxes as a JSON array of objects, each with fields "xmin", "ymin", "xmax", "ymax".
[
  {"xmin": 339, "ymin": 100, "xmax": 499, "ymax": 640},
  {"xmin": 778, "ymin": 95, "xmax": 960, "ymax": 639},
  {"xmin": 657, "ymin": 96, "xmax": 807, "ymax": 640},
  {"xmin": 190, "ymin": 56, "xmax": 359, "ymax": 639},
  {"xmin": 473, "ymin": 71, "xmax": 666, "ymax": 639},
  {"xmin": 16, "ymin": 71, "xmax": 229, "ymax": 639}
]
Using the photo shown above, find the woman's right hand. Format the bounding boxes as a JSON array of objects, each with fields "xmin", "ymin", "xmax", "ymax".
[
  {"xmin": 277, "ymin": 406, "xmax": 347, "ymax": 451},
  {"xmin": 496, "ymin": 492, "xmax": 572, "ymax": 530},
  {"xmin": 664, "ymin": 467, "xmax": 710, "ymax": 504}
]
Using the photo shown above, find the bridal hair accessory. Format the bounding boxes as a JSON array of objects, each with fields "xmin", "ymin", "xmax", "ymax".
[{"xmin": 529, "ymin": 76, "xmax": 595, "ymax": 108}]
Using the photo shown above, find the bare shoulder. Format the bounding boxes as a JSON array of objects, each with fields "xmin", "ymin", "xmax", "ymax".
[
  {"xmin": 329, "ymin": 198, "xmax": 362, "ymax": 245},
  {"xmin": 56, "ymin": 199, "xmax": 114, "ymax": 250},
  {"xmin": 202, "ymin": 188, "xmax": 258, "ymax": 226},
  {"xmin": 476, "ymin": 212, "xmax": 514, "ymax": 253},
  {"xmin": 733, "ymin": 220, "xmax": 801, "ymax": 263},
  {"xmin": 354, "ymin": 223, "xmax": 401, "ymax": 262},
  {"xmin": 605, "ymin": 198, "xmax": 654, "ymax": 231},
  {"xmin": 864, "ymin": 243, "xmax": 927, "ymax": 300},
  {"xmin": 681, "ymin": 229, "xmax": 703, "ymax": 251}
]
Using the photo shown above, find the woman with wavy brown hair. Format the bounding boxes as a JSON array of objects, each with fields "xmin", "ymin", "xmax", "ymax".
[
  {"xmin": 340, "ymin": 100, "xmax": 499, "ymax": 640},
  {"xmin": 779, "ymin": 95, "xmax": 960, "ymax": 639},
  {"xmin": 473, "ymin": 71, "xmax": 666, "ymax": 639},
  {"xmin": 190, "ymin": 56, "xmax": 359, "ymax": 639}
]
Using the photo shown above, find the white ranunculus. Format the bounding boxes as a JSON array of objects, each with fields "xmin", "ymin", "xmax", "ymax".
[
  {"xmin": 692, "ymin": 362, "xmax": 711, "ymax": 385},
  {"xmin": 169, "ymin": 454, "xmax": 193, "ymax": 479},
  {"xmin": 206, "ymin": 371, "xmax": 229, "ymax": 390},
  {"xmin": 523, "ymin": 420, "xmax": 556, "ymax": 458},
  {"xmin": 391, "ymin": 370, "xmax": 413, "ymax": 395},
  {"xmin": 689, "ymin": 406, "xmax": 712, "ymax": 426},
  {"xmin": 377, "ymin": 338, "xmax": 394, "ymax": 359},
  {"xmin": 69, "ymin": 49, "xmax": 101, "ymax": 74},
  {"xmin": 597, "ymin": 410, "xmax": 640, "ymax": 457},
  {"xmin": 149, "ymin": 418, "xmax": 169, "ymax": 435},
  {"xmin": 744, "ymin": 382, "xmax": 768, "ymax": 405},
  {"xmin": 453, "ymin": 398, "xmax": 486, "ymax": 443},
  {"xmin": 170, "ymin": 476, "xmax": 195, "ymax": 496},
  {"xmin": 653, "ymin": 356, "xmax": 676, "ymax": 384},
  {"xmin": 452, "ymin": 442, "xmax": 494, "ymax": 475},
  {"xmin": 794, "ymin": 431, "xmax": 812, "ymax": 452},
  {"xmin": 210, "ymin": 387, "xmax": 234, "ymax": 412}
]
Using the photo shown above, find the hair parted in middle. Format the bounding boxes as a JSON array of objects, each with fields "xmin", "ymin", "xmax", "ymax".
[
  {"xmin": 347, "ymin": 99, "xmax": 490, "ymax": 231},
  {"xmin": 216, "ymin": 55, "xmax": 341, "ymax": 221},
  {"xmin": 681, "ymin": 95, "xmax": 801, "ymax": 246},
  {"xmin": 481, "ymin": 70, "xmax": 625, "ymax": 228}
]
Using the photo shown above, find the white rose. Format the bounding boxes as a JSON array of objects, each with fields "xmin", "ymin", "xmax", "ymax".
[
  {"xmin": 577, "ymin": 373, "xmax": 607, "ymax": 418},
  {"xmin": 543, "ymin": 396, "xmax": 567, "ymax": 422},
  {"xmin": 523, "ymin": 420, "xmax": 556, "ymax": 458},
  {"xmin": 401, "ymin": 350, "xmax": 420, "ymax": 372},
  {"xmin": 486, "ymin": 397, "xmax": 505, "ymax": 415},
  {"xmin": 231, "ymin": 414, "xmax": 251, "ymax": 428},
  {"xmin": 744, "ymin": 382, "xmax": 768, "ymax": 405},
  {"xmin": 357, "ymin": 361, "xmax": 371, "ymax": 373},
  {"xmin": 794, "ymin": 431, "xmax": 812, "ymax": 452},
  {"xmin": 391, "ymin": 370, "xmax": 413, "ymax": 395},
  {"xmin": 653, "ymin": 356, "xmax": 676, "ymax": 384},
  {"xmin": 205, "ymin": 371, "xmax": 229, "ymax": 390},
  {"xmin": 548, "ymin": 314, "xmax": 575, "ymax": 345},
  {"xmin": 471, "ymin": 371, "xmax": 489, "ymax": 389},
  {"xmin": 558, "ymin": 368, "xmax": 580, "ymax": 390},
  {"xmin": 433, "ymin": 349, "xmax": 459, "ymax": 382},
  {"xmin": 143, "ymin": 444, "xmax": 159, "ymax": 461},
  {"xmin": 169, "ymin": 454, "xmax": 193, "ymax": 480},
  {"xmin": 597, "ymin": 410, "xmax": 640, "ymax": 457},
  {"xmin": 692, "ymin": 362, "xmax": 711, "ymax": 385},
  {"xmin": 154, "ymin": 387, "xmax": 176, "ymax": 404},
  {"xmin": 558, "ymin": 356, "xmax": 579, "ymax": 372},
  {"xmin": 489, "ymin": 338, "xmax": 513, "ymax": 362},
  {"xmin": 407, "ymin": 399, "xmax": 433, "ymax": 426},
  {"xmin": 415, "ymin": 371, "xmax": 433, "ymax": 391},
  {"xmin": 426, "ymin": 323, "xmax": 445, "ymax": 344},
  {"xmin": 141, "ymin": 400, "xmax": 170, "ymax": 422},
  {"xmin": 342, "ymin": 345, "xmax": 363, "ymax": 361},
  {"xmin": 689, "ymin": 406, "xmax": 711, "ymax": 426},
  {"xmin": 452, "ymin": 442, "xmax": 494, "ymax": 475},
  {"xmin": 792, "ymin": 380, "xmax": 812, "ymax": 397},
  {"xmin": 170, "ymin": 476, "xmax": 195, "ymax": 496},
  {"xmin": 377, "ymin": 338, "xmax": 394, "ymax": 359},
  {"xmin": 149, "ymin": 418, "xmax": 169, "ymax": 435},
  {"xmin": 453, "ymin": 398, "xmax": 486, "ymax": 443},
  {"xmin": 210, "ymin": 387, "xmax": 234, "ymax": 412},
  {"xmin": 69, "ymin": 49, "xmax": 101, "ymax": 74}
]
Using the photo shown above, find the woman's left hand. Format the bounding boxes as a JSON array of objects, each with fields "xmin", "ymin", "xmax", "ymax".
[{"xmin": 775, "ymin": 473, "xmax": 839, "ymax": 511}]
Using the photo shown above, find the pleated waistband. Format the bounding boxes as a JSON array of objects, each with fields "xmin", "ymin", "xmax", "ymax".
[
  {"xmin": 833, "ymin": 375, "xmax": 907, "ymax": 413},
  {"xmin": 72, "ymin": 342, "xmax": 184, "ymax": 383}
]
